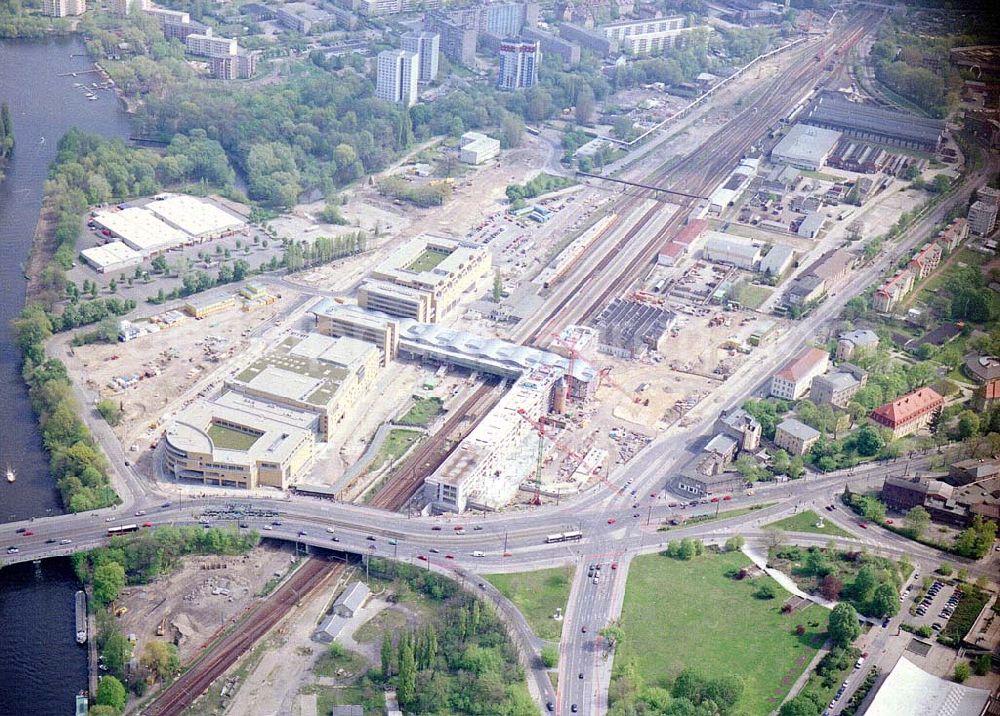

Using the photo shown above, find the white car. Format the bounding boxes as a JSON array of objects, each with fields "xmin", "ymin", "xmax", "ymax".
[
  {"xmin": 60, "ymin": 539, "xmax": 72, "ymax": 545},
  {"xmin": 325, "ymin": 527, "xmax": 336, "ymax": 533},
  {"xmin": 262, "ymin": 525, "xmax": 273, "ymax": 531}
]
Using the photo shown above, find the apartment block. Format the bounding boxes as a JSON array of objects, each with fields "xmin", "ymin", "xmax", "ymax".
[
  {"xmin": 909, "ymin": 241, "xmax": 942, "ymax": 280},
  {"xmin": 969, "ymin": 200, "xmax": 998, "ymax": 236},
  {"xmin": 873, "ymin": 269, "xmax": 915, "ymax": 312},
  {"xmin": 498, "ymin": 39, "xmax": 540, "ymax": 90},
  {"xmin": 870, "ymin": 387, "xmax": 944, "ymax": 438},
  {"xmin": 42, "ymin": 0, "xmax": 85, "ymax": 17},
  {"xmin": 811, "ymin": 364, "xmax": 868, "ymax": 408},
  {"xmin": 376, "ymin": 49, "xmax": 418, "ymax": 106},
  {"xmin": 401, "ymin": 31, "xmax": 439, "ymax": 83},
  {"xmin": 774, "ymin": 418, "xmax": 821, "ymax": 456}
]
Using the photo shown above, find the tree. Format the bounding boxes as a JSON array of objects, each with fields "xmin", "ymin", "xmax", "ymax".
[
  {"xmin": 938, "ymin": 562, "xmax": 953, "ymax": 576},
  {"xmin": 97, "ymin": 399, "xmax": 123, "ymax": 427},
  {"xmin": 903, "ymin": 506, "xmax": 930, "ymax": 538},
  {"xmin": 141, "ymin": 640, "xmax": 179, "ymax": 681},
  {"xmin": 499, "ymin": 113, "xmax": 524, "ymax": 149},
  {"xmin": 780, "ymin": 694, "xmax": 821, "ymax": 716},
  {"xmin": 957, "ymin": 410, "xmax": 981, "ymax": 440},
  {"xmin": 88, "ymin": 707, "xmax": 120, "ymax": 716},
  {"xmin": 575, "ymin": 85, "xmax": 595, "ymax": 125},
  {"xmin": 102, "ymin": 631, "xmax": 133, "ymax": 682},
  {"xmin": 854, "ymin": 425, "xmax": 884, "ymax": 456},
  {"xmin": 397, "ymin": 635, "xmax": 416, "ymax": 705},
  {"xmin": 954, "ymin": 661, "xmax": 971, "ymax": 683},
  {"xmin": 493, "ymin": 270, "xmax": 503, "ymax": 303},
  {"xmin": 754, "ymin": 583, "xmax": 776, "ymax": 600},
  {"xmin": 93, "ymin": 561, "xmax": 126, "ymax": 606},
  {"xmin": 540, "ymin": 645, "xmax": 558, "ymax": 668},
  {"xmin": 828, "ymin": 603, "xmax": 861, "ymax": 647},
  {"xmin": 724, "ymin": 535, "xmax": 745, "ymax": 552},
  {"xmin": 869, "ymin": 582, "xmax": 900, "ymax": 618},
  {"xmin": 381, "ymin": 631, "xmax": 393, "ymax": 679},
  {"xmin": 819, "ymin": 574, "xmax": 843, "ymax": 601},
  {"xmin": 973, "ymin": 653, "xmax": 992, "ymax": 676},
  {"xmin": 96, "ymin": 675, "xmax": 127, "ymax": 712}
]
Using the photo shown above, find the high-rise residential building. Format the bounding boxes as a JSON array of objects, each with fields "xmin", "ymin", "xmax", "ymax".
[
  {"xmin": 401, "ymin": 31, "xmax": 439, "ymax": 83},
  {"xmin": 497, "ymin": 39, "xmax": 540, "ymax": 90},
  {"xmin": 185, "ymin": 31, "xmax": 237, "ymax": 58},
  {"xmin": 969, "ymin": 199, "xmax": 998, "ymax": 236},
  {"xmin": 376, "ymin": 49, "xmax": 419, "ymax": 106},
  {"xmin": 425, "ymin": 13, "xmax": 477, "ymax": 65},
  {"xmin": 483, "ymin": 2, "xmax": 538, "ymax": 36},
  {"xmin": 42, "ymin": 0, "xmax": 85, "ymax": 17}
]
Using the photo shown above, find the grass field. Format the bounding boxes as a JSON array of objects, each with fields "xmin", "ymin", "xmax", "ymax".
[
  {"xmin": 373, "ymin": 429, "xmax": 422, "ymax": 468},
  {"xmin": 406, "ymin": 249, "xmax": 448, "ymax": 273},
  {"xmin": 731, "ymin": 281, "xmax": 774, "ymax": 310},
  {"xmin": 485, "ymin": 566, "xmax": 574, "ymax": 641},
  {"xmin": 396, "ymin": 397, "xmax": 444, "ymax": 427},
  {"xmin": 661, "ymin": 503, "xmax": 775, "ymax": 530},
  {"xmin": 313, "ymin": 642, "xmax": 369, "ymax": 678},
  {"xmin": 207, "ymin": 423, "xmax": 261, "ymax": 451},
  {"xmin": 766, "ymin": 510, "xmax": 852, "ymax": 537},
  {"xmin": 615, "ymin": 551, "xmax": 828, "ymax": 715}
]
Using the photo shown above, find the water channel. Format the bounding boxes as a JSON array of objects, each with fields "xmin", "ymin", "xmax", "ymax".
[{"xmin": 0, "ymin": 36, "xmax": 133, "ymax": 715}]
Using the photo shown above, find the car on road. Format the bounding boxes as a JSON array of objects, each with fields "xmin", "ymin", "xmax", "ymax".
[
  {"xmin": 135, "ymin": 510, "xmax": 146, "ymax": 516},
  {"xmin": 430, "ymin": 548, "xmax": 440, "ymax": 553},
  {"xmin": 858, "ymin": 522, "xmax": 868, "ymax": 529},
  {"xmin": 582, "ymin": 626, "xmax": 587, "ymax": 633},
  {"xmin": 298, "ymin": 530, "xmax": 308, "ymax": 536},
  {"xmin": 15, "ymin": 528, "xmax": 26, "ymax": 534},
  {"xmin": 161, "ymin": 502, "xmax": 171, "ymax": 508},
  {"xmin": 453, "ymin": 526, "xmax": 464, "ymax": 532},
  {"xmin": 239, "ymin": 522, "xmax": 249, "ymax": 528},
  {"xmin": 417, "ymin": 555, "xmax": 427, "ymax": 561},
  {"xmin": 60, "ymin": 538, "xmax": 72, "ymax": 545},
  {"xmin": 473, "ymin": 525, "xmax": 483, "ymax": 531},
  {"xmin": 885, "ymin": 519, "xmax": 893, "ymax": 524},
  {"xmin": 325, "ymin": 527, "xmax": 336, "ymax": 533},
  {"xmin": 633, "ymin": 513, "xmax": 640, "ymax": 518},
  {"xmin": 611, "ymin": 562, "xmax": 618, "ymax": 570},
  {"xmin": 6, "ymin": 547, "xmax": 18, "ymax": 554},
  {"xmin": 546, "ymin": 702, "xmax": 554, "ymax": 712},
  {"xmin": 445, "ymin": 554, "xmax": 454, "ymax": 559},
  {"xmin": 722, "ymin": 495, "xmax": 732, "ymax": 501},
  {"xmin": 330, "ymin": 536, "xmax": 340, "ymax": 542},
  {"xmin": 932, "ymin": 622, "xmax": 942, "ymax": 630},
  {"xmin": 431, "ymin": 526, "xmax": 442, "ymax": 531},
  {"xmin": 271, "ymin": 521, "xmax": 282, "ymax": 526},
  {"xmin": 710, "ymin": 497, "xmax": 720, "ymax": 503},
  {"xmin": 45, "ymin": 538, "xmax": 56, "ymax": 544},
  {"xmin": 607, "ymin": 518, "xmax": 616, "ymax": 525},
  {"xmin": 23, "ymin": 530, "xmax": 33, "ymax": 536},
  {"xmin": 366, "ymin": 535, "xmax": 376, "ymax": 541},
  {"xmin": 578, "ymin": 672, "xmax": 584, "ymax": 679},
  {"xmin": 263, "ymin": 525, "xmax": 273, "ymax": 531},
  {"xmin": 571, "ymin": 705, "xmax": 578, "ymax": 713},
  {"xmin": 388, "ymin": 538, "xmax": 398, "ymax": 545},
  {"xmin": 881, "ymin": 617, "xmax": 890, "ymax": 628},
  {"xmin": 105, "ymin": 517, "xmax": 115, "ymax": 522}
]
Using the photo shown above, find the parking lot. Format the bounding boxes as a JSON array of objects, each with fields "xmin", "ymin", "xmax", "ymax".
[{"xmin": 909, "ymin": 579, "xmax": 961, "ymax": 634}]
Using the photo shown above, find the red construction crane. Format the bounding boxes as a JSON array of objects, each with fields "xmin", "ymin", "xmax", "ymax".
[{"xmin": 597, "ymin": 366, "xmax": 642, "ymax": 404}]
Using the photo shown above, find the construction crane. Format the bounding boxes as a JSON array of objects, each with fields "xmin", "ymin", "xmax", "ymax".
[
  {"xmin": 597, "ymin": 366, "xmax": 643, "ymax": 404},
  {"xmin": 516, "ymin": 408, "xmax": 587, "ymax": 505}
]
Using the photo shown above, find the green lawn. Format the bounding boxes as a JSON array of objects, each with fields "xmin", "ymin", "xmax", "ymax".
[
  {"xmin": 406, "ymin": 249, "xmax": 448, "ymax": 273},
  {"xmin": 207, "ymin": 423, "xmax": 261, "ymax": 451},
  {"xmin": 309, "ymin": 684, "xmax": 385, "ymax": 716},
  {"xmin": 484, "ymin": 566, "xmax": 574, "ymax": 641},
  {"xmin": 660, "ymin": 503, "xmax": 776, "ymax": 530},
  {"xmin": 766, "ymin": 510, "xmax": 852, "ymax": 538},
  {"xmin": 313, "ymin": 642, "xmax": 369, "ymax": 678},
  {"xmin": 615, "ymin": 551, "xmax": 828, "ymax": 716},
  {"xmin": 396, "ymin": 397, "xmax": 444, "ymax": 427},
  {"xmin": 373, "ymin": 429, "xmax": 422, "ymax": 468},
  {"xmin": 731, "ymin": 281, "xmax": 774, "ymax": 309}
]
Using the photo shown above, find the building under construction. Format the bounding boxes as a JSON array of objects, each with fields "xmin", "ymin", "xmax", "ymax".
[{"xmin": 593, "ymin": 299, "xmax": 675, "ymax": 359}]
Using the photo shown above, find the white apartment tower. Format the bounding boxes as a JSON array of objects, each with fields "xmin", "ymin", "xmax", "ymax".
[
  {"xmin": 497, "ymin": 38, "xmax": 540, "ymax": 90},
  {"xmin": 401, "ymin": 31, "xmax": 440, "ymax": 83},
  {"xmin": 376, "ymin": 49, "xmax": 419, "ymax": 107},
  {"xmin": 42, "ymin": 0, "xmax": 86, "ymax": 16}
]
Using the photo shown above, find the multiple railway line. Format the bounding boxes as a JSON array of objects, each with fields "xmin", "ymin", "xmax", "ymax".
[
  {"xmin": 144, "ymin": 558, "xmax": 341, "ymax": 716},
  {"xmin": 368, "ymin": 380, "xmax": 504, "ymax": 511}
]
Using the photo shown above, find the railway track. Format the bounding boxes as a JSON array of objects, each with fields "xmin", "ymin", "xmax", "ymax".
[
  {"xmin": 143, "ymin": 558, "xmax": 341, "ymax": 716},
  {"xmin": 523, "ymin": 14, "xmax": 875, "ymax": 345},
  {"xmin": 368, "ymin": 380, "xmax": 503, "ymax": 511}
]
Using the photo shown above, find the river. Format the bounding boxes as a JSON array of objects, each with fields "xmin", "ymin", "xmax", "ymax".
[{"xmin": 0, "ymin": 36, "xmax": 133, "ymax": 715}]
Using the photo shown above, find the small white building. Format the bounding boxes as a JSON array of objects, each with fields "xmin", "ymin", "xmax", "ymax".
[
  {"xmin": 703, "ymin": 231, "xmax": 762, "ymax": 269},
  {"xmin": 459, "ymin": 132, "xmax": 501, "ymax": 165},
  {"xmin": 81, "ymin": 241, "xmax": 143, "ymax": 273}
]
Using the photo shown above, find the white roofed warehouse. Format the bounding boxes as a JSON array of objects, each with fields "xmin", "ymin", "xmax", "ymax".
[
  {"xmin": 80, "ymin": 241, "xmax": 143, "ymax": 274},
  {"xmin": 770, "ymin": 123, "xmax": 842, "ymax": 171},
  {"xmin": 92, "ymin": 206, "xmax": 189, "ymax": 257},
  {"xmin": 145, "ymin": 194, "xmax": 246, "ymax": 239}
]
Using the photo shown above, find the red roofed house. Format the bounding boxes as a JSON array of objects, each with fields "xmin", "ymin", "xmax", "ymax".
[
  {"xmin": 873, "ymin": 269, "xmax": 914, "ymax": 312},
  {"xmin": 909, "ymin": 242, "xmax": 942, "ymax": 280},
  {"xmin": 769, "ymin": 346, "xmax": 830, "ymax": 400},
  {"xmin": 657, "ymin": 241, "xmax": 686, "ymax": 266},
  {"xmin": 870, "ymin": 387, "xmax": 944, "ymax": 438},
  {"xmin": 672, "ymin": 219, "xmax": 707, "ymax": 246}
]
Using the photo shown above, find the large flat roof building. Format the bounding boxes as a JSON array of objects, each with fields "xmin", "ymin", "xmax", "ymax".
[
  {"xmin": 425, "ymin": 367, "xmax": 559, "ymax": 512},
  {"xmin": 863, "ymin": 656, "xmax": 991, "ymax": 716},
  {"xmin": 311, "ymin": 300, "xmax": 400, "ymax": 362},
  {"xmin": 80, "ymin": 241, "xmax": 143, "ymax": 274},
  {"xmin": 92, "ymin": 207, "xmax": 189, "ymax": 257},
  {"xmin": 592, "ymin": 299, "xmax": 675, "ymax": 359},
  {"xmin": 703, "ymin": 231, "xmax": 762, "ymax": 269},
  {"xmin": 225, "ymin": 332, "xmax": 380, "ymax": 440},
  {"xmin": 145, "ymin": 194, "xmax": 246, "ymax": 239},
  {"xmin": 771, "ymin": 123, "xmax": 842, "ymax": 171},
  {"xmin": 163, "ymin": 400, "xmax": 315, "ymax": 490},
  {"xmin": 459, "ymin": 132, "xmax": 501, "ymax": 165},
  {"xmin": 361, "ymin": 235, "xmax": 490, "ymax": 322},
  {"xmin": 801, "ymin": 92, "xmax": 946, "ymax": 152}
]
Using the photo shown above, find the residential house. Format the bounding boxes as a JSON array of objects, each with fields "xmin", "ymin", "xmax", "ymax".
[{"xmin": 870, "ymin": 387, "xmax": 944, "ymax": 438}]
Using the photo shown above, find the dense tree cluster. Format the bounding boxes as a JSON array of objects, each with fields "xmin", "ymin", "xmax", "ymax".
[
  {"xmin": 368, "ymin": 560, "xmax": 535, "ymax": 715},
  {"xmin": 14, "ymin": 305, "xmax": 120, "ymax": 512},
  {"xmin": 0, "ymin": 101, "xmax": 12, "ymax": 178},
  {"xmin": 377, "ymin": 176, "xmax": 452, "ymax": 208},
  {"xmin": 869, "ymin": 29, "xmax": 958, "ymax": 118},
  {"xmin": 505, "ymin": 173, "xmax": 576, "ymax": 204},
  {"xmin": 608, "ymin": 663, "xmax": 745, "ymax": 716}
]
